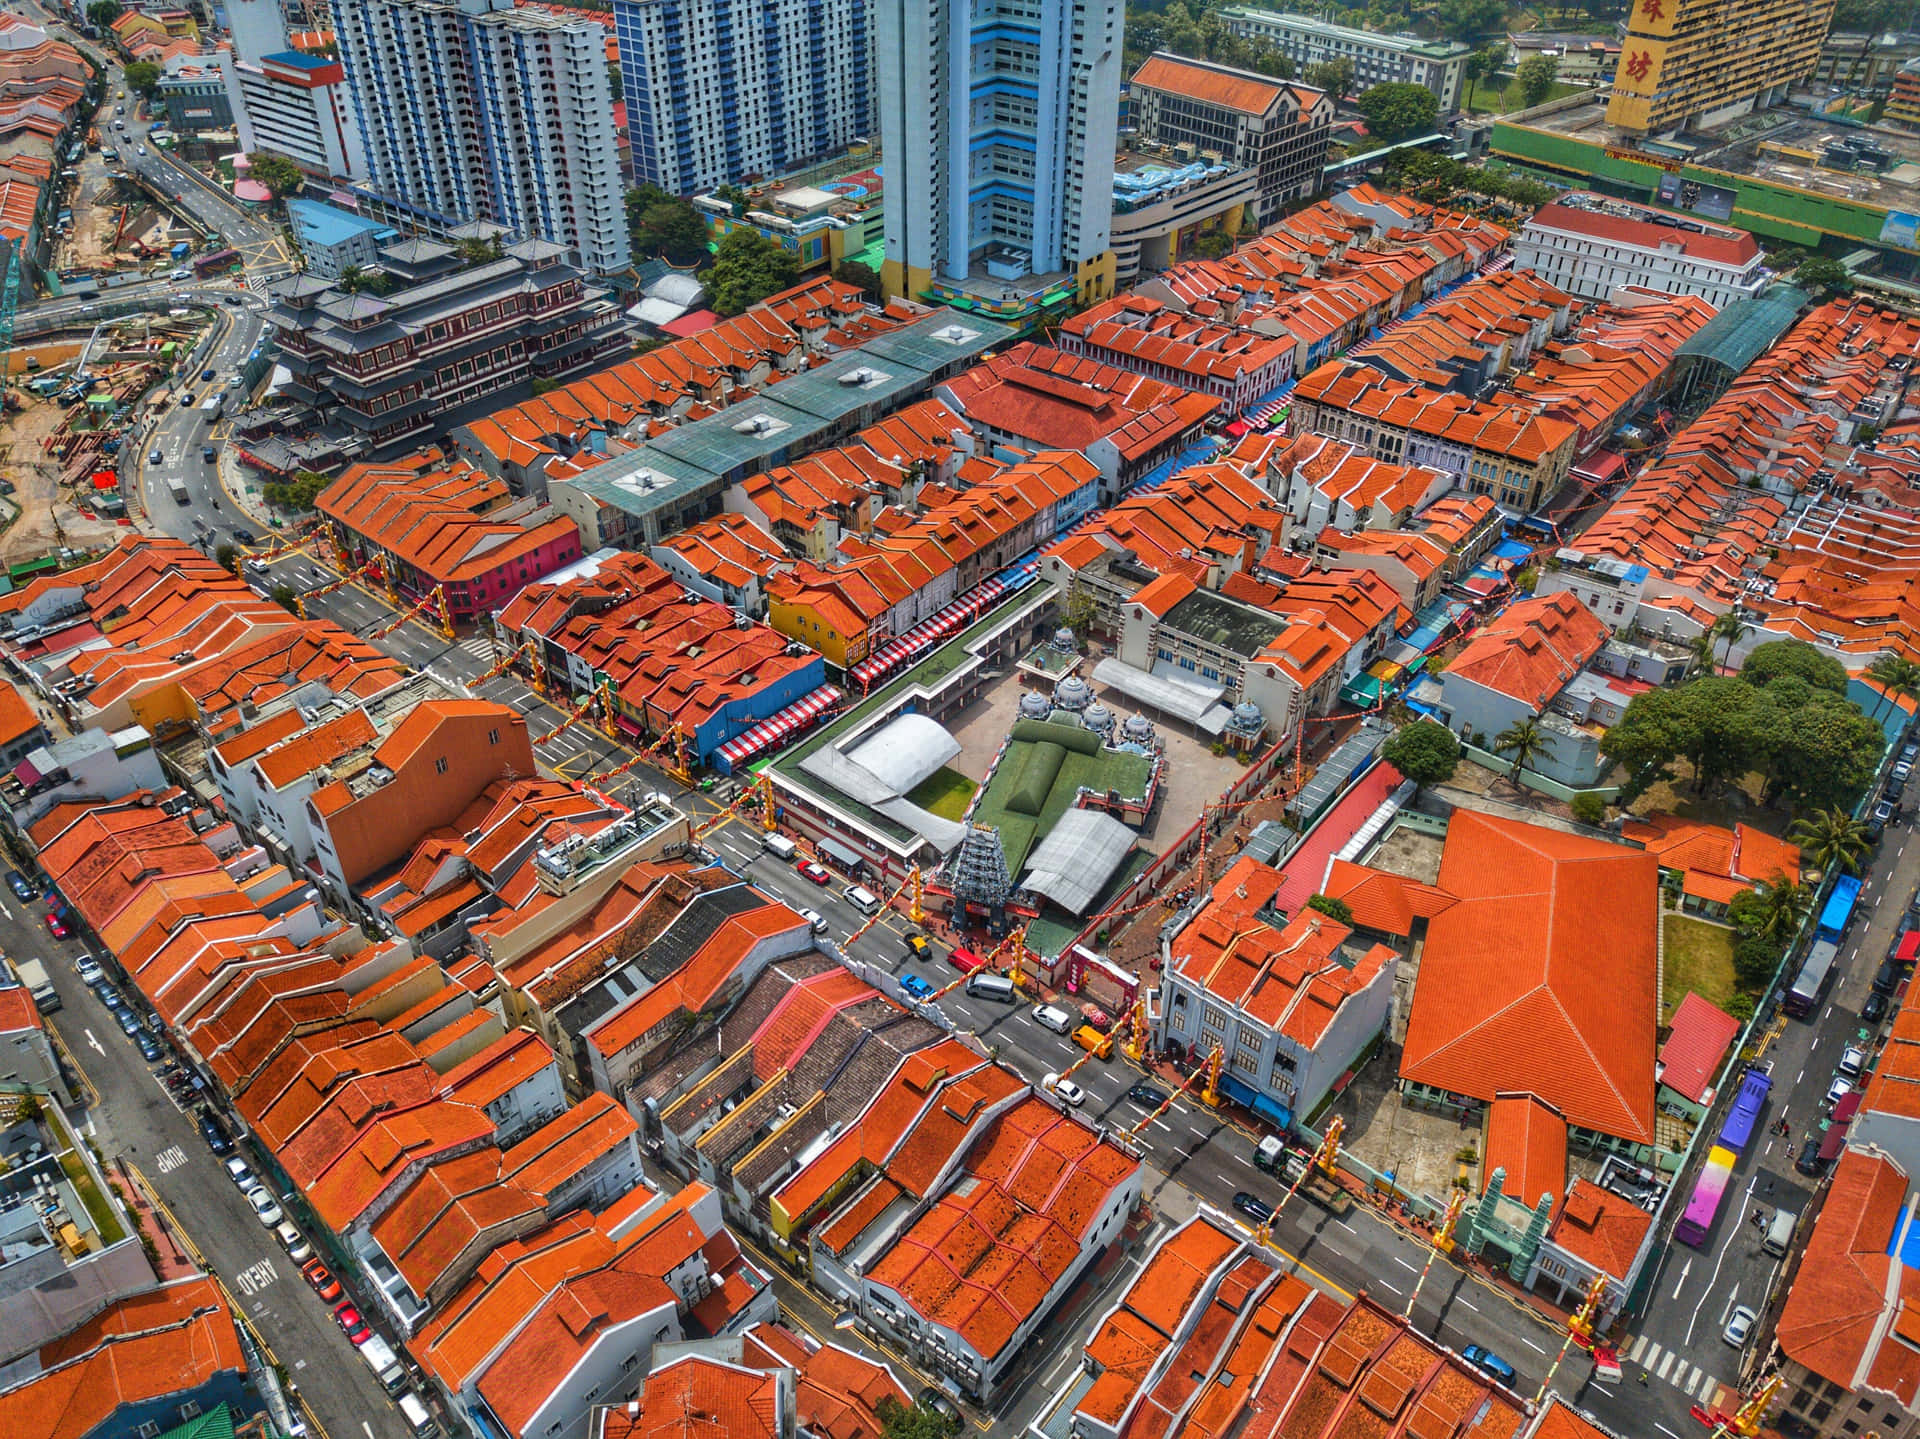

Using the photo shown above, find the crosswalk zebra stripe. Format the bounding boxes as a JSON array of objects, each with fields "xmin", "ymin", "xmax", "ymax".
[
  {"xmin": 1627, "ymin": 1335, "xmax": 1650, "ymax": 1365},
  {"xmin": 1656, "ymin": 1350, "xmax": 1676, "ymax": 1381}
]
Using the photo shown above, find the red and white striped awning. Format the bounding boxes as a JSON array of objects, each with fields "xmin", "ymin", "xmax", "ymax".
[
  {"xmin": 714, "ymin": 685, "xmax": 843, "ymax": 771},
  {"xmin": 850, "ymin": 574, "xmax": 1014, "ymax": 687}
]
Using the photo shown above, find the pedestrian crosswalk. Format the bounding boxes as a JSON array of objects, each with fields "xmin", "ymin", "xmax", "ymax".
[
  {"xmin": 455, "ymin": 635, "xmax": 498, "ymax": 664},
  {"xmin": 1625, "ymin": 1334, "xmax": 1722, "ymax": 1400}
]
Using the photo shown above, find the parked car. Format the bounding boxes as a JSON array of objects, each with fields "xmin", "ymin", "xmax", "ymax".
[
  {"xmin": 275, "ymin": 1221, "xmax": 313, "ymax": 1263},
  {"xmin": 1873, "ymin": 797, "xmax": 1898, "ymax": 837},
  {"xmin": 915, "ymin": 1387, "xmax": 962, "ymax": 1431},
  {"xmin": 1723, "ymin": 1305, "xmax": 1757, "ymax": 1348},
  {"xmin": 1875, "ymin": 960, "xmax": 1903, "ymax": 995},
  {"xmin": 1865, "ymin": 992, "xmax": 1890, "ymax": 1024},
  {"xmin": 799, "ymin": 908, "xmax": 827, "ymax": 935},
  {"xmin": 333, "ymin": 1301, "xmax": 371, "ymax": 1345},
  {"xmin": 73, "ymin": 954, "xmax": 101, "ymax": 984},
  {"xmin": 1902, "ymin": 741, "xmax": 1918, "ymax": 765},
  {"xmin": 45, "ymin": 910, "xmax": 71, "ymax": 939},
  {"xmin": 112, "ymin": 1007, "xmax": 141, "ymax": 1037},
  {"xmin": 7, "ymin": 871, "xmax": 35, "ymax": 900},
  {"xmin": 1462, "ymin": 1345, "xmax": 1517, "ymax": 1386},
  {"xmin": 197, "ymin": 1111, "xmax": 233, "ymax": 1155},
  {"xmin": 1889, "ymin": 775, "xmax": 1908, "ymax": 804},
  {"xmin": 224, "ymin": 1156, "xmax": 255, "ymax": 1189},
  {"xmin": 136, "ymin": 1030, "xmax": 163, "ymax": 1062},
  {"xmin": 1127, "ymin": 1081, "xmax": 1169, "ymax": 1109},
  {"xmin": 246, "ymin": 1186, "xmax": 284, "ymax": 1227},
  {"xmin": 1232, "ymin": 1191, "xmax": 1274, "ymax": 1222},
  {"xmin": 798, "ymin": 861, "xmax": 832, "ymax": 887},
  {"xmin": 1043, "ymin": 1072, "xmax": 1086, "ymax": 1107},
  {"xmin": 303, "ymin": 1259, "xmax": 342, "ymax": 1302},
  {"xmin": 1839, "ymin": 1044, "xmax": 1868, "ymax": 1078},
  {"xmin": 900, "ymin": 973, "xmax": 936, "ymax": 1001},
  {"xmin": 1796, "ymin": 1135, "xmax": 1829, "ymax": 1176},
  {"xmin": 1826, "ymin": 1075, "xmax": 1854, "ymax": 1109}
]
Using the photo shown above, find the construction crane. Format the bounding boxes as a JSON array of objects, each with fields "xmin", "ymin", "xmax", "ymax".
[{"xmin": 295, "ymin": 557, "xmax": 385, "ymax": 618}]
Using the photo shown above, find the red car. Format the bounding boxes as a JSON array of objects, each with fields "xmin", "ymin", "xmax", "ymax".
[
  {"xmin": 799, "ymin": 861, "xmax": 832, "ymax": 887},
  {"xmin": 45, "ymin": 911, "xmax": 70, "ymax": 939},
  {"xmin": 303, "ymin": 1259, "xmax": 341, "ymax": 1303},
  {"xmin": 333, "ymin": 1300, "xmax": 371, "ymax": 1345}
]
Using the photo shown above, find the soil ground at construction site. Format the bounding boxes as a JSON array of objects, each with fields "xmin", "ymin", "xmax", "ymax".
[{"xmin": 0, "ymin": 391, "xmax": 130, "ymax": 565}]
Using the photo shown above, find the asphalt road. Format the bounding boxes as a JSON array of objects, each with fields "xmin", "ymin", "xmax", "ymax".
[
  {"xmin": 1608, "ymin": 806, "xmax": 1920, "ymax": 1437},
  {"xmin": 134, "ymin": 298, "xmax": 271, "ymax": 539},
  {"xmin": 15, "ymin": 890, "xmax": 413, "ymax": 1439}
]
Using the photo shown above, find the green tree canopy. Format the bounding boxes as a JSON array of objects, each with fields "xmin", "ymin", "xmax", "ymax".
[
  {"xmin": 1381, "ymin": 721, "xmax": 1460, "ymax": 794},
  {"xmin": 1514, "ymin": 54, "xmax": 1559, "ymax": 107},
  {"xmin": 708, "ymin": 227, "xmax": 799, "ymax": 316},
  {"xmin": 878, "ymin": 1397, "xmax": 956, "ymax": 1439},
  {"xmin": 1741, "ymin": 639, "xmax": 1847, "ymax": 694},
  {"xmin": 1306, "ymin": 894, "xmax": 1355, "ymax": 925},
  {"xmin": 123, "ymin": 59, "xmax": 161, "ymax": 96},
  {"xmin": 86, "ymin": 0, "xmax": 123, "ymax": 27},
  {"xmin": 634, "ymin": 198, "xmax": 711, "ymax": 265},
  {"xmin": 1305, "ymin": 59, "xmax": 1356, "ymax": 97},
  {"xmin": 835, "ymin": 259, "xmax": 883, "ymax": 301},
  {"xmin": 1357, "ymin": 83, "xmax": 1440, "ymax": 144},
  {"xmin": 1436, "ymin": 0, "xmax": 1509, "ymax": 42},
  {"xmin": 246, "ymin": 151, "xmax": 305, "ymax": 199},
  {"xmin": 1793, "ymin": 255, "xmax": 1854, "ymax": 296}
]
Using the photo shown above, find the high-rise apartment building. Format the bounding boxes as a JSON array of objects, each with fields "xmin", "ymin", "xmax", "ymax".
[
  {"xmin": 1216, "ymin": 8, "xmax": 1470, "ymax": 113},
  {"xmin": 334, "ymin": 0, "xmax": 631, "ymax": 275},
  {"xmin": 225, "ymin": 51, "xmax": 368, "ymax": 180},
  {"xmin": 875, "ymin": 0, "xmax": 1123, "ymax": 306},
  {"xmin": 613, "ymin": 0, "xmax": 875, "ymax": 196},
  {"xmin": 1607, "ymin": 0, "xmax": 1840, "ymax": 133}
]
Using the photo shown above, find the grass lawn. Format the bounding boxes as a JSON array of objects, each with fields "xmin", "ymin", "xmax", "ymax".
[
  {"xmin": 906, "ymin": 765, "xmax": 977, "ymax": 821},
  {"xmin": 59, "ymin": 1150, "xmax": 126, "ymax": 1245},
  {"xmin": 1661, "ymin": 912, "xmax": 1744, "ymax": 1026},
  {"xmin": 1469, "ymin": 79, "xmax": 1584, "ymax": 114}
]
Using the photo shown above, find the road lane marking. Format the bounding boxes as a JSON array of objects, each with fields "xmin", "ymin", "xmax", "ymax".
[
  {"xmin": 84, "ymin": 1028, "xmax": 103, "ymax": 1055},
  {"xmin": 1392, "ymin": 1254, "xmax": 1419, "ymax": 1272},
  {"xmin": 233, "ymin": 1259, "xmax": 277, "ymax": 1296},
  {"xmin": 1518, "ymin": 1335, "xmax": 1545, "ymax": 1355},
  {"xmin": 153, "ymin": 1145, "xmax": 187, "ymax": 1175},
  {"xmin": 1656, "ymin": 1349, "xmax": 1676, "ymax": 1379}
]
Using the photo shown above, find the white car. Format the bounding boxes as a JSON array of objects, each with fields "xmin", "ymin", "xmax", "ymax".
[
  {"xmin": 74, "ymin": 954, "xmax": 102, "ymax": 984},
  {"xmin": 275, "ymin": 1221, "xmax": 312, "ymax": 1262},
  {"xmin": 1723, "ymin": 1304, "xmax": 1756, "ymax": 1348},
  {"xmin": 246, "ymin": 1186, "xmax": 283, "ymax": 1227},
  {"xmin": 799, "ymin": 908, "xmax": 828, "ymax": 935},
  {"xmin": 1032, "ymin": 1003, "xmax": 1074, "ymax": 1034},
  {"xmin": 1827, "ymin": 1075, "xmax": 1855, "ymax": 1109},
  {"xmin": 223, "ymin": 1156, "xmax": 255, "ymax": 1189},
  {"xmin": 1838, "ymin": 1044, "xmax": 1867, "ymax": 1078},
  {"xmin": 1043, "ymin": 1072, "xmax": 1086, "ymax": 1107}
]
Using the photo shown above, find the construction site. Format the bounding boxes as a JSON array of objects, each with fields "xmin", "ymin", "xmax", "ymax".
[{"xmin": 0, "ymin": 307, "xmax": 212, "ymax": 564}]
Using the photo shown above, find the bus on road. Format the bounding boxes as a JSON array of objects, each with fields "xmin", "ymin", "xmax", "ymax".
[{"xmin": 1785, "ymin": 939, "xmax": 1839, "ymax": 1018}]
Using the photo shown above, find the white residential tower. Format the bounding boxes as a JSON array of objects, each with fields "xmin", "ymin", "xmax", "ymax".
[
  {"xmin": 875, "ymin": 0, "xmax": 1124, "ymax": 306},
  {"xmin": 333, "ymin": 0, "xmax": 631, "ymax": 276}
]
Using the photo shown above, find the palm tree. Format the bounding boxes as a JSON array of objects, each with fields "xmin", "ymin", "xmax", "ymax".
[
  {"xmin": 338, "ymin": 264, "xmax": 367, "ymax": 294},
  {"xmin": 1867, "ymin": 653, "xmax": 1920, "ymax": 724},
  {"xmin": 1747, "ymin": 876, "xmax": 1813, "ymax": 950},
  {"xmin": 1710, "ymin": 609, "xmax": 1749, "ymax": 669},
  {"xmin": 1685, "ymin": 630, "xmax": 1717, "ymax": 678},
  {"xmin": 1790, "ymin": 807, "xmax": 1873, "ymax": 878},
  {"xmin": 1493, "ymin": 716, "xmax": 1554, "ymax": 780}
]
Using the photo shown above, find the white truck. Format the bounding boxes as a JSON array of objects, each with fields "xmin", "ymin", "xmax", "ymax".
[
  {"xmin": 12, "ymin": 957, "xmax": 59, "ymax": 1014},
  {"xmin": 359, "ymin": 1332, "xmax": 407, "ymax": 1396}
]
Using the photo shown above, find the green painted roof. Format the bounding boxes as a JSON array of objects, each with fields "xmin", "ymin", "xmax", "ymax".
[
  {"xmin": 1673, "ymin": 283, "xmax": 1808, "ymax": 377},
  {"xmin": 967, "ymin": 718, "xmax": 1154, "ymax": 876},
  {"xmin": 157, "ymin": 1403, "xmax": 239, "ymax": 1439}
]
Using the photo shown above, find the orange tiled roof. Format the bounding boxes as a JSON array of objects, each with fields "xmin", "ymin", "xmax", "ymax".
[
  {"xmin": 1548, "ymin": 1179, "xmax": 1653, "ymax": 1282},
  {"xmin": 1400, "ymin": 811, "xmax": 1658, "ymax": 1143},
  {"xmin": 1481, "ymin": 1092, "xmax": 1567, "ymax": 1206},
  {"xmin": 1775, "ymin": 1148, "xmax": 1920, "ymax": 1403}
]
